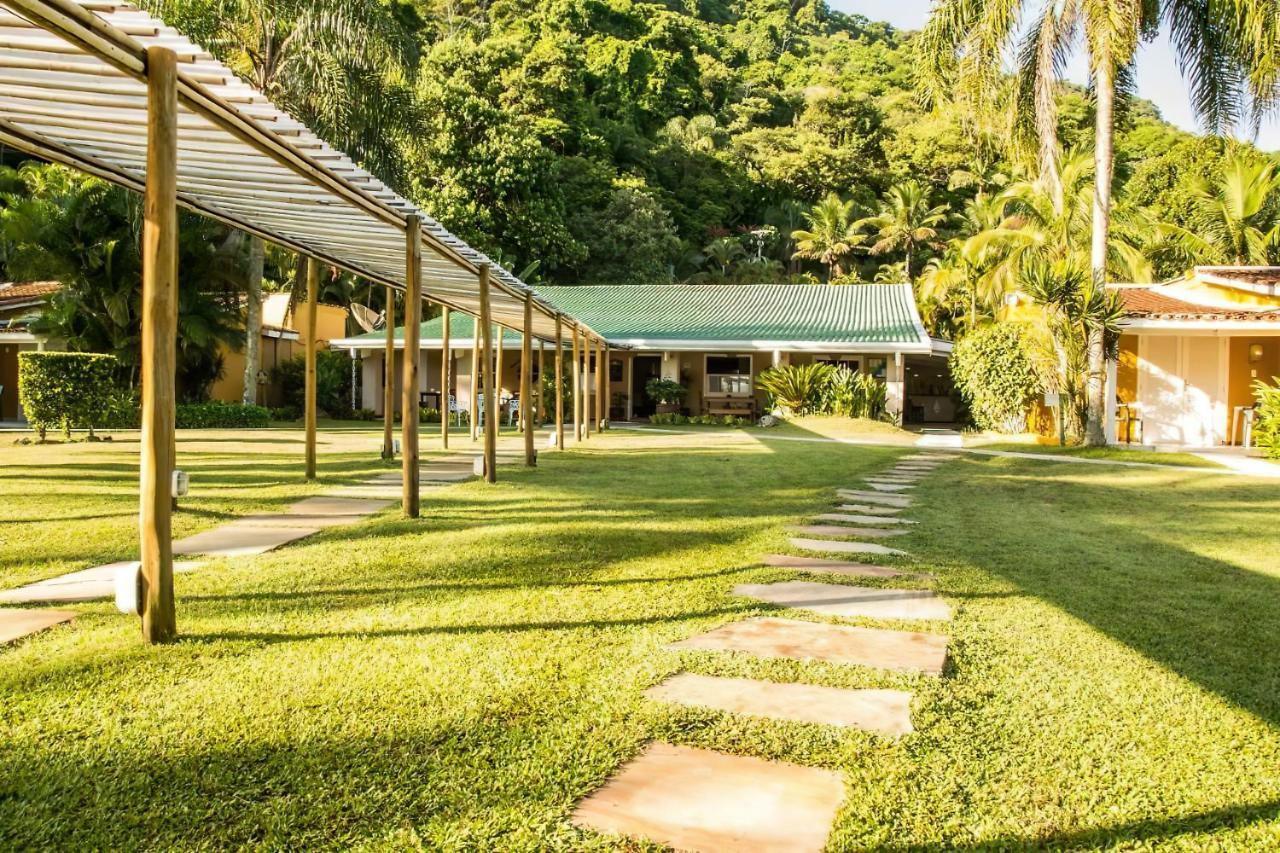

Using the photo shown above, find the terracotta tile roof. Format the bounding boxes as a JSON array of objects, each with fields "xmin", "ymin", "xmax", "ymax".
[
  {"xmin": 0, "ymin": 281, "xmax": 61, "ymax": 307},
  {"xmin": 1195, "ymin": 266, "xmax": 1280, "ymax": 289},
  {"xmin": 1115, "ymin": 286, "xmax": 1280, "ymax": 321}
]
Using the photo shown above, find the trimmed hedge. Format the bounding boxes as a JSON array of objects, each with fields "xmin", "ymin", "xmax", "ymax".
[
  {"xmin": 175, "ymin": 401, "xmax": 271, "ymax": 429},
  {"xmin": 950, "ymin": 324, "xmax": 1044, "ymax": 433},
  {"xmin": 17, "ymin": 352, "xmax": 120, "ymax": 440}
]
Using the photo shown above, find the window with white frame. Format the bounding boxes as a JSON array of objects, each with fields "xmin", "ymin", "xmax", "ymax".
[{"xmin": 705, "ymin": 354, "xmax": 753, "ymax": 396}]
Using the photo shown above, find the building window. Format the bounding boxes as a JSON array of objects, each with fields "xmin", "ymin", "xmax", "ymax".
[
  {"xmin": 866, "ymin": 357, "xmax": 887, "ymax": 380},
  {"xmin": 705, "ymin": 354, "xmax": 753, "ymax": 396},
  {"xmin": 817, "ymin": 356, "xmax": 861, "ymax": 373}
]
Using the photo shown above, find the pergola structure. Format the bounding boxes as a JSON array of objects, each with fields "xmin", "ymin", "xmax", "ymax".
[{"xmin": 0, "ymin": 0, "xmax": 614, "ymax": 643}]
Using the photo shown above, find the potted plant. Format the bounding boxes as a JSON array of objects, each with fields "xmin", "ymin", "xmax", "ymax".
[{"xmin": 645, "ymin": 378, "xmax": 686, "ymax": 414}]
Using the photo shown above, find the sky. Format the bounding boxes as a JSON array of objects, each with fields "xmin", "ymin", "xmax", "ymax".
[{"xmin": 831, "ymin": 0, "xmax": 1280, "ymax": 152}]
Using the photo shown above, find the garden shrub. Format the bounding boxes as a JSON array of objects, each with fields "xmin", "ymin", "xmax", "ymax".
[
  {"xmin": 950, "ymin": 324, "xmax": 1044, "ymax": 433},
  {"xmin": 274, "ymin": 349, "xmax": 353, "ymax": 418},
  {"xmin": 175, "ymin": 401, "xmax": 270, "ymax": 429},
  {"xmin": 17, "ymin": 352, "xmax": 120, "ymax": 440},
  {"xmin": 1253, "ymin": 378, "xmax": 1280, "ymax": 460},
  {"xmin": 644, "ymin": 378, "xmax": 686, "ymax": 406},
  {"xmin": 820, "ymin": 366, "xmax": 887, "ymax": 419},
  {"xmin": 757, "ymin": 363, "xmax": 833, "ymax": 414}
]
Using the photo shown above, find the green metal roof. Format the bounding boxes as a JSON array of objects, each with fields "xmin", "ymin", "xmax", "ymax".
[{"xmin": 332, "ymin": 284, "xmax": 934, "ymax": 352}]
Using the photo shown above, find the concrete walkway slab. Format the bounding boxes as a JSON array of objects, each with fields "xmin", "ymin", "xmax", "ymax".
[
  {"xmin": 571, "ymin": 742, "xmax": 844, "ymax": 853},
  {"xmin": 324, "ymin": 484, "xmax": 404, "ymax": 500},
  {"xmin": 172, "ymin": 522, "xmax": 318, "ymax": 558},
  {"xmin": 670, "ymin": 616, "xmax": 948, "ymax": 675},
  {"xmin": 837, "ymin": 491, "xmax": 911, "ymax": 507},
  {"xmin": 420, "ymin": 469, "xmax": 474, "ymax": 482},
  {"xmin": 813, "ymin": 513, "xmax": 916, "ymax": 526},
  {"xmin": 836, "ymin": 504, "xmax": 904, "ymax": 516},
  {"xmin": 240, "ymin": 497, "xmax": 393, "ymax": 529},
  {"xmin": 788, "ymin": 525, "xmax": 908, "ymax": 539},
  {"xmin": 1, "ymin": 608, "xmax": 76, "ymax": 644},
  {"xmin": 734, "ymin": 581, "xmax": 952, "ymax": 621},
  {"xmin": 863, "ymin": 482, "xmax": 914, "ymax": 492},
  {"xmin": 791, "ymin": 537, "xmax": 908, "ymax": 557},
  {"xmin": 761, "ymin": 554, "xmax": 905, "ymax": 578},
  {"xmin": 648, "ymin": 673, "xmax": 913, "ymax": 735},
  {"xmin": 0, "ymin": 560, "xmax": 201, "ymax": 604}
]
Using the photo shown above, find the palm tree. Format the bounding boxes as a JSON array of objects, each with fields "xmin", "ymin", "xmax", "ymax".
[
  {"xmin": 1157, "ymin": 154, "xmax": 1280, "ymax": 266},
  {"xmin": 704, "ymin": 236, "xmax": 746, "ymax": 277},
  {"xmin": 791, "ymin": 193, "xmax": 866, "ymax": 282},
  {"xmin": 856, "ymin": 181, "xmax": 949, "ymax": 281},
  {"xmin": 918, "ymin": 192, "xmax": 1016, "ymax": 333},
  {"xmin": 919, "ymin": 0, "xmax": 1278, "ymax": 445}
]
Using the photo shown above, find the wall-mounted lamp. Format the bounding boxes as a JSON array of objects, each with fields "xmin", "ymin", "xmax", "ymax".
[{"xmin": 1249, "ymin": 343, "xmax": 1265, "ymax": 363}]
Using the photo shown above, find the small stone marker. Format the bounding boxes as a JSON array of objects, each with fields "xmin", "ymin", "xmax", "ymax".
[
  {"xmin": 571, "ymin": 741, "xmax": 844, "ymax": 853},
  {"xmin": 838, "ymin": 490, "xmax": 911, "ymax": 507},
  {"xmin": 734, "ymin": 581, "xmax": 952, "ymax": 621},
  {"xmin": 813, "ymin": 513, "xmax": 916, "ymax": 525},
  {"xmin": 790, "ymin": 537, "xmax": 908, "ymax": 557},
  {"xmin": 788, "ymin": 525, "xmax": 908, "ymax": 539},
  {"xmin": 647, "ymin": 673, "xmax": 914, "ymax": 735},
  {"xmin": 0, "ymin": 608, "xmax": 76, "ymax": 645},
  {"xmin": 836, "ymin": 504, "xmax": 904, "ymax": 516},
  {"xmin": 670, "ymin": 616, "xmax": 948, "ymax": 675},
  {"xmin": 761, "ymin": 554, "xmax": 904, "ymax": 578},
  {"xmin": 172, "ymin": 522, "xmax": 319, "ymax": 558}
]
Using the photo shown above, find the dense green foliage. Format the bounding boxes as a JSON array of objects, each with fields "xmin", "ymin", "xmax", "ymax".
[
  {"xmin": 1253, "ymin": 377, "xmax": 1280, "ymax": 460},
  {"xmin": 757, "ymin": 362, "xmax": 832, "ymax": 414},
  {"xmin": 174, "ymin": 401, "xmax": 271, "ymax": 429},
  {"xmin": 16, "ymin": 352, "xmax": 120, "ymax": 440},
  {"xmin": 819, "ymin": 365, "xmax": 886, "ymax": 419},
  {"xmin": 950, "ymin": 324, "xmax": 1044, "ymax": 433},
  {"xmin": 273, "ymin": 349, "xmax": 354, "ymax": 418},
  {"xmin": 644, "ymin": 377, "xmax": 687, "ymax": 406}
]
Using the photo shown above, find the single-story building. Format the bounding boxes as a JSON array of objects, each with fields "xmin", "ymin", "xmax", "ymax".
[
  {"xmin": 1108, "ymin": 266, "xmax": 1280, "ymax": 447},
  {"xmin": 330, "ymin": 283, "xmax": 954, "ymax": 424},
  {"xmin": 0, "ymin": 281, "xmax": 61, "ymax": 421}
]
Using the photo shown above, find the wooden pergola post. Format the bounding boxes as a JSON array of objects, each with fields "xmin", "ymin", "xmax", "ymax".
[
  {"xmin": 583, "ymin": 328, "xmax": 592, "ymax": 439},
  {"xmin": 139, "ymin": 45, "xmax": 178, "ymax": 645},
  {"xmin": 555, "ymin": 316, "xmax": 565, "ymax": 450},
  {"xmin": 402, "ymin": 215, "xmax": 421, "ymax": 518},
  {"xmin": 602, "ymin": 341, "xmax": 611, "ymax": 429},
  {"xmin": 595, "ymin": 338, "xmax": 605, "ymax": 431},
  {"xmin": 495, "ymin": 326, "xmax": 504, "ymax": 428},
  {"xmin": 382, "ymin": 284, "xmax": 395, "ymax": 459},
  {"xmin": 537, "ymin": 338, "xmax": 546, "ymax": 428},
  {"xmin": 304, "ymin": 257, "xmax": 319, "ymax": 480},
  {"xmin": 479, "ymin": 265, "xmax": 497, "ymax": 482},
  {"xmin": 469, "ymin": 320, "xmax": 480, "ymax": 441},
  {"xmin": 521, "ymin": 295, "xmax": 535, "ymax": 466},
  {"xmin": 571, "ymin": 325, "xmax": 582, "ymax": 441},
  {"xmin": 440, "ymin": 305, "xmax": 451, "ymax": 449}
]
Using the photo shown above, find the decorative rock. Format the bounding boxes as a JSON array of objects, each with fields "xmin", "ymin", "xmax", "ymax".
[
  {"xmin": 0, "ymin": 608, "xmax": 76, "ymax": 645},
  {"xmin": 647, "ymin": 673, "xmax": 914, "ymax": 735},
  {"xmin": 670, "ymin": 616, "xmax": 948, "ymax": 675},
  {"xmin": 571, "ymin": 742, "xmax": 845, "ymax": 853},
  {"xmin": 813, "ymin": 513, "xmax": 916, "ymax": 525},
  {"xmin": 788, "ymin": 525, "xmax": 908, "ymax": 539},
  {"xmin": 733, "ymin": 581, "xmax": 952, "ymax": 621},
  {"xmin": 790, "ymin": 537, "xmax": 908, "ymax": 557},
  {"xmin": 760, "ymin": 554, "xmax": 904, "ymax": 578}
]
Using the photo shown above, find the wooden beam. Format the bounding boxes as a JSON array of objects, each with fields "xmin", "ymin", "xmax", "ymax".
[
  {"xmin": 555, "ymin": 316, "xmax": 565, "ymax": 450},
  {"xmin": 402, "ymin": 215, "xmax": 421, "ymax": 518},
  {"xmin": 521, "ymin": 294, "xmax": 534, "ymax": 467},
  {"xmin": 138, "ymin": 45, "xmax": 177, "ymax": 645},
  {"xmin": 382, "ymin": 284, "xmax": 394, "ymax": 459},
  {"xmin": 480, "ymin": 265, "xmax": 497, "ymax": 483},
  {"xmin": 571, "ymin": 325, "xmax": 582, "ymax": 441},
  {"xmin": 440, "ymin": 305, "xmax": 450, "ymax": 449},
  {"xmin": 469, "ymin": 319, "xmax": 479, "ymax": 442},
  {"xmin": 304, "ymin": 257, "xmax": 318, "ymax": 479}
]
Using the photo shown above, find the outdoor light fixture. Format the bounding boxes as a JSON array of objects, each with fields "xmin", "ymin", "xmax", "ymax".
[
  {"xmin": 1249, "ymin": 343, "xmax": 1264, "ymax": 363},
  {"xmin": 171, "ymin": 469, "xmax": 189, "ymax": 498}
]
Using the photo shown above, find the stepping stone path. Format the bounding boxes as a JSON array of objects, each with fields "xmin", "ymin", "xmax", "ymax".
[
  {"xmin": 172, "ymin": 522, "xmax": 319, "ymax": 558},
  {"xmin": 0, "ymin": 608, "xmax": 77, "ymax": 645},
  {"xmin": 862, "ymin": 482, "xmax": 913, "ymax": 492},
  {"xmin": 790, "ymin": 537, "xmax": 908, "ymax": 557},
  {"xmin": 788, "ymin": 524, "xmax": 909, "ymax": 539},
  {"xmin": 572, "ymin": 742, "xmax": 845, "ymax": 853},
  {"xmin": 813, "ymin": 513, "xmax": 916, "ymax": 525},
  {"xmin": 670, "ymin": 616, "xmax": 948, "ymax": 675},
  {"xmin": 836, "ymin": 503, "xmax": 904, "ymax": 516},
  {"xmin": 648, "ymin": 673, "xmax": 914, "ymax": 735},
  {"xmin": 734, "ymin": 581, "xmax": 952, "ymax": 622},
  {"xmin": 761, "ymin": 554, "xmax": 905, "ymax": 578},
  {"xmin": 837, "ymin": 490, "xmax": 912, "ymax": 506}
]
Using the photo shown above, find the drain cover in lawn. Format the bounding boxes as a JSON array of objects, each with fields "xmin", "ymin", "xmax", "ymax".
[
  {"xmin": 0, "ymin": 608, "xmax": 76, "ymax": 644},
  {"xmin": 670, "ymin": 617, "xmax": 948, "ymax": 674},
  {"xmin": 761, "ymin": 554, "xmax": 904, "ymax": 578},
  {"xmin": 734, "ymin": 581, "xmax": 952, "ymax": 621},
  {"xmin": 789, "ymin": 525, "xmax": 909, "ymax": 539},
  {"xmin": 571, "ymin": 742, "xmax": 844, "ymax": 853},
  {"xmin": 648, "ymin": 673, "xmax": 913, "ymax": 735},
  {"xmin": 790, "ymin": 537, "xmax": 908, "ymax": 557}
]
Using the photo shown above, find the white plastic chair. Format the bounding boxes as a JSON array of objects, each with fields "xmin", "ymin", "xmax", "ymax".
[{"xmin": 447, "ymin": 394, "xmax": 464, "ymax": 427}]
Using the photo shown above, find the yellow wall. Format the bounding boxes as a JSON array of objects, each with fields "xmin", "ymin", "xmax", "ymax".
[
  {"xmin": 210, "ymin": 302, "xmax": 346, "ymax": 404},
  {"xmin": 1229, "ymin": 336, "xmax": 1280, "ymax": 433},
  {"xmin": 1117, "ymin": 334, "xmax": 1139, "ymax": 404}
]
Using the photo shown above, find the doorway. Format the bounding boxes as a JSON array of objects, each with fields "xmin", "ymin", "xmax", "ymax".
[{"xmin": 631, "ymin": 355, "xmax": 662, "ymax": 418}]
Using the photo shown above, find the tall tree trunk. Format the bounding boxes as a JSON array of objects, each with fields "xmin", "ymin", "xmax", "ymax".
[
  {"xmin": 241, "ymin": 235, "xmax": 264, "ymax": 406},
  {"xmin": 1085, "ymin": 63, "xmax": 1115, "ymax": 447}
]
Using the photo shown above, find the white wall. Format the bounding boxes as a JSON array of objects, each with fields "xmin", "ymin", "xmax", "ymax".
[{"xmin": 1136, "ymin": 334, "xmax": 1227, "ymax": 447}]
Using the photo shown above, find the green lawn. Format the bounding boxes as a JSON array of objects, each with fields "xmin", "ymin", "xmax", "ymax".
[
  {"xmin": 2, "ymin": 428, "xmax": 1279, "ymax": 849},
  {"xmin": 969, "ymin": 439, "xmax": 1228, "ymax": 469}
]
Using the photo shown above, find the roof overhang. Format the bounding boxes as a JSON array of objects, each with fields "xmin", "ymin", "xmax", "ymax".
[
  {"xmin": 331, "ymin": 336, "xmax": 949, "ymax": 355},
  {"xmin": 1121, "ymin": 318, "xmax": 1280, "ymax": 333}
]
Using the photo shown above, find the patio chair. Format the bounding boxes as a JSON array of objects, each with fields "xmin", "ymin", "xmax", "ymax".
[
  {"xmin": 447, "ymin": 395, "xmax": 465, "ymax": 427},
  {"xmin": 508, "ymin": 395, "xmax": 520, "ymax": 427}
]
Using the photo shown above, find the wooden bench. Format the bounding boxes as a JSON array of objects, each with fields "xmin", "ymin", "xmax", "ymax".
[{"xmin": 703, "ymin": 397, "xmax": 756, "ymax": 419}]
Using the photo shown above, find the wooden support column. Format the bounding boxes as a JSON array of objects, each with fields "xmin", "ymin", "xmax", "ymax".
[
  {"xmin": 495, "ymin": 326, "xmax": 505, "ymax": 427},
  {"xmin": 555, "ymin": 316, "xmax": 565, "ymax": 450},
  {"xmin": 469, "ymin": 320, "xmax": 480, "ymax": 441},
  {"xmin": 479, "ymin": 266, "xmax": 497, "ymax": 482},
  {"xmin": 382, "ymin": 284, "xmax": 395, "ymax": 459},
  {"xmin": 571, "ymin": 325, "xmax": 582, "ymax": 441},
  {"xmin": 537, "ymin": 338, "xmax": 546, "ymax": 428},
  {"xmin": 521, "ymin": 295, "xmax": 535, "ymax": 466},
  {"xmin": 402, "ymin": 215, "xmax": 422, "ymax": 517},
  {"xmin": 440, "ymin": 306, "xmax": 451, "ymax": 449},
  {"xmin": 139, "ymin": 45, "xmax": 178, "ymax": 645},
  {"xmin": 595, "ymin": 338, "xmax": 605, "ymax": 430},
  {"xmin": 603, "ymin": 341, "xmax": 611, "ymax": 429},
  {"xmin": 583, "ymin": 328, "xmax": 592, "ymax": 439},
  {"xmin": 304, "ymin": 257, "xmax": 319, "ymax": 479}
]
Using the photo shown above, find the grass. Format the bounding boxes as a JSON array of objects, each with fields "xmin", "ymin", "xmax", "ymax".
[
  {"xmin": 2, "ymin": 427, "xmax": 1279, "ymax": 849},
  {"xmin": 968, "ymin": 439, "xmax": 1227, "ymax": 469}
]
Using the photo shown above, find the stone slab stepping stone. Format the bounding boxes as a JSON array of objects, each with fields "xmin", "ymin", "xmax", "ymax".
[
  {"xmin": 670, "ymin": 617, "xmax": 948, "ymax": 675},
  {"xmin": 571, "ymin": 741, "xmax": 844, "ymax": 853},
  {"xmin": 172, "ymin": 522, "xmax": 318, "ymax": 558},
  {"xmin": 420, "ymin": 468, "xmax": 473, "ymax": 482},
  {"xmin": 648, "ymin": 673, "xmax": 914, "ymax": 735},
  {"xmin": 325, "ymin": 484, "xmax": 404, "ymax": 500},
  {"xmin": 761, "ymin": 554, "xmax": 905, "ymax": 578},
  {"xmin": 789, "ymin": 525, "xmax": 908, "ymax": 539},
  {"xmin": 863, "ymin": 482, "xmax": 913, "ymax": 492},
  {"xmin": 813, "ymin": 513, "xmax": 916, "ymax": 526},
  {"xmin": 239, "ymin": 497, "xmax": 393, "ymax": 529},
  {"xmin": 836, "ymin": 504, "xmax": 904, "ymax": 516},
  {"xmin": 0, "ymin": 608, "xmax": 76, "ymax": 645},
  {"xmin": 903, "ymin": 453, "xmax": 958, "ymax": 461},
  {"xmin": 0, "ymin": 560, "xmax": 202, "ymax": 604},
  {"xmin": 734, "ymin": 581, "xmax": 952, "ymax": 622},
  {"xmin": 791, "ymin": 537, "xmax": 908, "ymax": 557},
  {"xmin": 838, "ymin": 491, "xmax": 911, "ymax": 507}
]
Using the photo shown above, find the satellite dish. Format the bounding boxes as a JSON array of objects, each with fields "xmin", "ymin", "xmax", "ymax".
[{"xmin": 351, "ymin": 303, "xmax": 385, "ymax": 333}]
